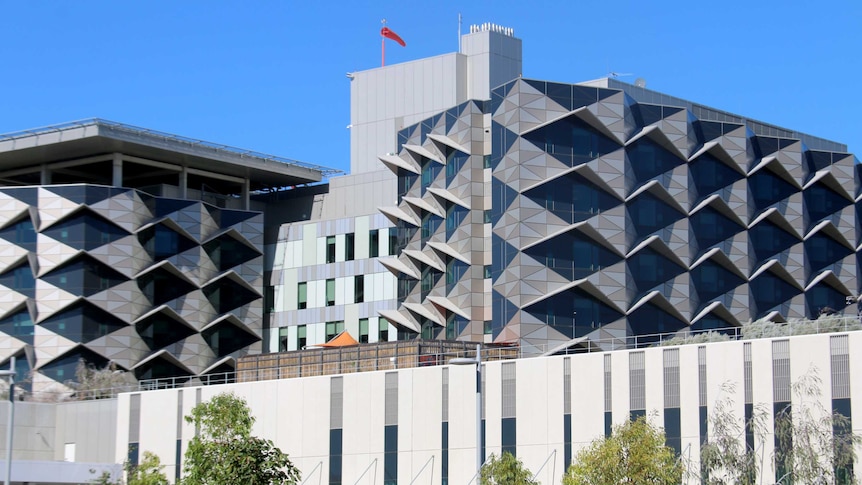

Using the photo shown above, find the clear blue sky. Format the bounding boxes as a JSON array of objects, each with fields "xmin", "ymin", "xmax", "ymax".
[{"xmin": 2, "ymin": 1, "xmax": 859, "ymax": 174}]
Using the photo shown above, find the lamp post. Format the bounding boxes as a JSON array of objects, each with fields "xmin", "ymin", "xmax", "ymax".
[
  {"xmin": 451, "ymin": 344, "xmax": 483, "ymax": 478},
  {"xmin": 0, "ymin": 357, "xmax": 15, "ymax": 485}
]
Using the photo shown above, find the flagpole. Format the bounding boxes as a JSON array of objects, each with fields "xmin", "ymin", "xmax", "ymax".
[{"xmin": 381, "ymin": 18, "xmax": 386, "ymax": 67}]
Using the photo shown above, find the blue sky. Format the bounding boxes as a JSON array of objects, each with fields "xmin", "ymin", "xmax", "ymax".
[{"xmin": 1, "ymin": 1, "xmax": 859, "ymax": 174}]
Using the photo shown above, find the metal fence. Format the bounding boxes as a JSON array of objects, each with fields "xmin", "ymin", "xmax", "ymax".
[{"xmin": 17, "ymin": 316, "xmax": 861, "ymax": 402}]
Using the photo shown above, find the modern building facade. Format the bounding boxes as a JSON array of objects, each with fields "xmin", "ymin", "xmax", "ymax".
[
  {"xmin": 383, "ymin": 74, "xmax": 859, "ymax": 353},
  {"xmin": 0, "ymin": 120, "xmax": 335, "ymax": 390}
]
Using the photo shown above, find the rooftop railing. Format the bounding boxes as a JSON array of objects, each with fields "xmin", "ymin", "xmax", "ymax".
[
  {"xmin": 0, "ymin": 118, "xmax": 342, "ymax": 176},
  {"xmin": 12, "ymin": 315, "xmax": 861, "ymax": 402}
]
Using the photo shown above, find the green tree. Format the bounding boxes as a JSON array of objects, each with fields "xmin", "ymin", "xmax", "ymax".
[
  {"xmin": 128, "ymin": 452, "xmax": 170, "ymax": 485},
  {"xmin": 89, "ymin": 452, "xmax": 168, "ymax": 485},
  {"xmin": 702, "ymin": 372, "xmax": 861, "ymax": 485},
  {"xmin": 182, "ymin": 392, "xmax": 300, "ymax": 485},
  {"xmin": 479, "ymin": 452, "xmax": 537, "ymax": 485},
  {"xmin": 773, "ymin": 372, "xmax": 860, "ymax": 485},
  {"xmin": 700, "ymin": 383, "xmax": 769, "ymax": 485},
  {"xmin": 564, "ymin": 416, "xmax": 682, "ymax": 485}
]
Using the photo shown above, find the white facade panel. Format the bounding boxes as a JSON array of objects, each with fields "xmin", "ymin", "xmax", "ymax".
[{"xmin": 304, "ymin": 224, "xmax": 319, "ymax": 266}]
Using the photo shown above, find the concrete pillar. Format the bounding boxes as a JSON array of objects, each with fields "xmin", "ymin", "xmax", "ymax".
[
  {"xmin": 179, "ymin": 168, "xmax": 188, "ymax": 199},
  {"xmin": 242, "ymin": 178, "xmax": 250, "ymax": 210},
  {"xmin": 112, "ymin": 153, "xmax": 123, "ymax": 187},
  {"xmin": 40, "ymin": 165, "xmax": 50, "ymax": 185}
]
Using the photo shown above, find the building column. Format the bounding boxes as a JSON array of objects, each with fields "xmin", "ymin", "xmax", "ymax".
[
  {"xmin": 179, "ymin": 167, "xmax": 188, "ymax": 199},
  {"xmin": 112, "ymin": 153, "xmax": 123, "ymax": 187},
  {"xmin": 242, "ymin": 178, "xmax": 250, "ymax": 210},
  {"xmin": 40, "ymin": 164, "xmax": 51, "ymax": 185}
]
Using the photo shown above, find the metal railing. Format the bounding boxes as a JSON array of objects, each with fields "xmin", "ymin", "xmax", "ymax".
[
  {"xmin": 18, "ymin": 315, "xmax": 860, "ymax": 401},
  {"xmin": 0, "ymin": 118, "xmax": 342, "ymax": 176}
]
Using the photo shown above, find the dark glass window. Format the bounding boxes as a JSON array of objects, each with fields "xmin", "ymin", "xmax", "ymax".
[
  {"xmin": 664, "ymin": 407, "xmax": 681, "ymax": 455},
  {"xmin": 749, "ymin": 220, "xmax": 799, "ymax": 263},
  {"xmin": 138, "ymin": 224, "xmax": 196, "ymax": 260},
  {"xmin": 445, "ymin": 150, "xmax": 468, "ymax": 186},
  {"xmin": 627, "ymin": 193, "xmax": 685, "ymax": 243},
  {"xmin": 446, "ymin": 258, "xmax": 469, "ymax": 293},
  {"xmin": 329, "ymin": 428, "xmax": 342, "ymax": 485},
  {"xmin": 753, "ymin": 136, "xmax": 780, "ymax": 158},
  {"xmin": 297, "ymin": 282, "xmax": 307, "ymax": 309},
  {"xmin": 0, "ymin": 309, "xmax": 34, "ymax": 345},
  {"xmin": 201, "ymin": 322, "xmax": 257, "ymax": 357},
  {"xmin": 134, "ymin": 309, "xmax": 196, "ymax": 349},
  {"xmin": 689, "ymin": 153, "xmax": 743, "ymax": 202},
  {"xmin": 202, "ymin": 235, "xmax": 259, "ymax": 271},
  {"xmin": 690, "ymin": 207, "xmax": 744, "ymax": 253},
  {"xmin": 689, "ymin": 315, "xmax": 736, "ymax": 334},
  {"xmin": 39, "ymin": 347, "xmax": 108, "ymax": 383},
  {"xmin": 42, "ymin": 256, "xmax": 128, "ymax": 296},
  {"xmin": 526, "ymin": 171, "xmax": 618, "ymax": 224},
  {"xmin": 42, "ymin": 302, "xmax": 127, "ymax": 343},
  {"xmin": 564, "ymin": 413, "xmax": 572, "ymax": 470},
  {"xmin": 804, "ymin": 183, "xmax": 849, "ymax": 230},
  {"xmin": 441, "ymin": 422, "xmax": 449, "ymax": 485},
  {"xmin": 806, "ymin": 284, "xmax": 847, "ymax": 319},
  {"xmin": 421, "ymin": 213, "xmax": 441, "ymax": 242},
  {"xmin": 522, "ymin": 114, "xmax": 619, "ymax": 167},
  {"xmin": 805, "ymin": 232, "xmax": 852, "ymax": 275},
  {"xmin": 43, "ymin": 212, "xmax": 128, "ymax": 251},
  {"xmin": 691, "ymin": 259, "xmax": 744, "ymax": 302},
  {"xmin": 202, "ymin": 279, "xmax": 258, "ymax": 313},
  {"xmin": 378, "ymin": 318, "xmax": 389, "ymax": 342},
  {"xmin": 384, "ymin": 425, "xmax": 398, "ymax": 485},
  {"xmin": 345, "ymin": 233, "xmax": 354, "ymax": 261},
  {"xmin": 627, "ymin": 303, "xmax": 687, "ymax": 341},
  {"xmin": 749, "ymin": 169, "xmax": 796, "ymax": 213},
  {"xmin": 420, "ymin": 267, "xmax": 440, "ymax": 300},
  {"xmin": 421, "ymin": 158, "xmax": 441, "ymax": 194},
  {"xmin": 358, "ymin": 319, "xmax": 369, "ymax": 343},
  {"xmin": 326, "ymin": 279, "xmax": 335, "ymax": 306},
  {"xmin": 0, "ymin": 263, "xmax": 35, "ymax": 298},
  {"xmin": 445, "ymin": 314, "xmax": 468, "ymax": 340},
  {"xmin": 445, "ymin": 204, "xmax": 468, "ymax": 239},
  {"xmin": 524, "ymin": 230, "xmax": 621, "ymax": 281},
  {"xmin": 354, "ymin": 275, "xmax": 364, "ymax": 303},
  {"xmin": 326, "ymin": 236, "xmax": 336, "ymax": 263},
  {"xmin": 397, "ymin": 170, "xmax": 418, "ymax": 203},
  {"xmin": 369, "ymin": 229, "xmax": 379, "ymax": 258},
  {"xmin": 0, "ymin": 218, "xmax": 36, "ymax": 251},
  {"xmin": 296, "ymin": 325, "xmax": 307, "ymax": 349},
  {"xmin": 628, "ymin": 248, "xmax": 685, "ymax": 296},
  {"xmin": 501, "ymin": 417, "xmax": 517, "ymax": 457},
  {"xmin": 525, "ymin": 287, "xmax": 623, "ymax": 339},
  {"xmin": 325, "ymin": 321, "xmax": 344, "ymax": 342},
  {"xmin": 627, "ymin": 137, "xmax": 684, "ymax": 186},
  {"xmin": 750, "ymin": 272, "xmax": 799, "ymax": 318}
]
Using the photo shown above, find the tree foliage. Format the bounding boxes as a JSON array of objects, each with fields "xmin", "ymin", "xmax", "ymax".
[
  {"xmin": 699, "ymin": 383, "xmax": 769, "ymax": 485},
  {"xmin": 74, "ymin": 360, "xmax": 137, "ymax": 400},
  {"xmin": 479, "ymin": 452, "xmax": 537, "ymax": 485},
  {"xmin": 182, "ymin": 392, "xmax": 300, "ymax": 485},
  {"xmin": 564, "ymin": 416, "xmax": 682, "ymax": 485},
  {"xmin": 772, "ymin": 373, "xmax": 860, "ymax": 485},
  {"xmin": 90, "ymin": 452, "xmax": 168, "ymax": 485},
  {"xmin": 702, "ymin": 372, "xmax": 861, "ymax": 485}
]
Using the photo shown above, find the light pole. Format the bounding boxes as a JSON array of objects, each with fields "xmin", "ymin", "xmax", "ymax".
[
  {"xmin": 0, "ymin": 357, "xmax": 15, "ymax": 485},
  {"xmin": 451, "ymin": 344, "xmax": 483, "ymax": 478}
]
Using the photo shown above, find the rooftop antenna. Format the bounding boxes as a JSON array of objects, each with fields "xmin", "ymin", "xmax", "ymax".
[
  {"xmin": 608, "ymin": 71, "xmax": 633, "ymax": 79},
  {"xmin": 458, "ymin": 13, "xmax": 462, "ymax": 53},
  {"xmin": 635, "ymin": 78, "xmax": 647, "ymax": 88}
]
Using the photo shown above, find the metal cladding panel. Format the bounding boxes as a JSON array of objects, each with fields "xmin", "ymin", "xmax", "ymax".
[
  {"xmin": 386, "ymin": 77, "xmax": 860, "ymax": 350},
  {"xmin": 0, "ymin": 185, "xmax": 263, "ymax": 390}
]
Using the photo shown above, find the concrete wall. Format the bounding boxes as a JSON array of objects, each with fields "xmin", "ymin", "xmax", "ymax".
[{"xmin": 116, "ymin": 331, "xmax": 862, "ymax": 484}]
